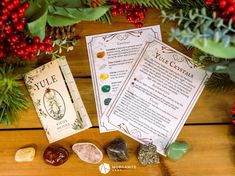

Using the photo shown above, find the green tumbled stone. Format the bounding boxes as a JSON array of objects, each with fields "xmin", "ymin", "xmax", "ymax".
[
  {"xmin": 102, "ymin": 85, "xmax": 111, "ymax": 93},
  {"xmin": 166, "ymin": 141, "xmax": 189, "ymax": 161},
  {"xmin": 104, "ymin": 98, "xmax": 112, "ymax": 105}
]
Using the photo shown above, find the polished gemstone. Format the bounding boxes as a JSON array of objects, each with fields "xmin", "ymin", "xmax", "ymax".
[
  {"xmin": 106, "ymin": 138, "xmax": 129, "ymax": 162},
  {"xmin": 137, "ymin": 144, "xmax": 160, "ymax": 165},
  {"xmin": 102, "ymin": 85, "xmax": 111, "ymax": 93},
  {"xmin": 104, "ymin": 98, "xmax": 112, "ymax": 105},
  {"xmin": 15, "ymin": 147, "xmax": 36, "ymax": 162},
  {"xmin": 166, "ymin": 141, "xmax": 189, "ymax": 160},
  {"xmin": 99, "ymin": 74, "xmax": 109, "ymax": 80},
  {"xmin": 97, "ymin": 51, "xmax": 105, "ymax": 58},
  {"xmin": 43, "ymin": 145, "xmax": 69, "ymax": 166},
  {"xmin": 72, "ymin": 142, "xmax": 103, "ymax": 164}
]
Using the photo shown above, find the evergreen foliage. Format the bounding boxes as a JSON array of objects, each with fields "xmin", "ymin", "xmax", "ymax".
[{"xmin": 0, "ymin": 66, "xmax": 28, "ymax": 125}]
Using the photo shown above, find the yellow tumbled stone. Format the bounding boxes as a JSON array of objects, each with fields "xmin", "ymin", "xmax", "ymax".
[
  {"xmin": 15, "ymin": 147, "xmax": 36, "ymax": 162},
  {"xmin": 99, "ymin": 74, "xmax": 109, "ymax": 80}
]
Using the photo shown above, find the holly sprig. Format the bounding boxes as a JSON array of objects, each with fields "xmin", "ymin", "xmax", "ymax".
[{"xmin": 25, "ymin": 0, "xmax": 112, "ymax": 40}]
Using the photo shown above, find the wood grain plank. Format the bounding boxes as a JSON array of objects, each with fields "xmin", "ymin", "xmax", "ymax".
[
  {"xmin": 0, "ymin": 125, "xmax": 234, "ymax": 176},
  {"xmin": 164, "ymin": 125, "xmax": 235, "ymax": 176},
  {"xmin": 1, "ymin": 79, "xmax": 234, "ymax": 129}
]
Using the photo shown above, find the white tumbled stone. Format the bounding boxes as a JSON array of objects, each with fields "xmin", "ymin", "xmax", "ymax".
[{"xmin": 15, "ymin": 147, "xmax": 35, "ymax": 162}]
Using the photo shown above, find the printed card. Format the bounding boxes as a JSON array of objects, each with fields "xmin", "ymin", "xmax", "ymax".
[
  {"xmin": 86, "ymin": 25, "xmax": 162, "ymax": 132},
  {"xmin": 24, "ymin": 57, "xmax": 92, "ymax": 143},
  {"xmin": 102, "ymin": 40, "xmax": 211, "ymax": 155}
]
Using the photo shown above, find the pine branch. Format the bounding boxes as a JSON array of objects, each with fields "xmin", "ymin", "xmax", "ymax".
[
  {"xmin": 0, "ymin": 65, "xmax": 29, "ymax": 125},
  {"xmin": 118, "ymin": 0, "xmax": 173, "ymax": 8},
  {"xmin": 169, "ymin": 0, "xmax": 206, "ymax": 12},
  {"xmin": 206, "ymin": 73, "xmax": 235, "ymax": 92},
  {"xmin": 98, "ymin": 10, "xmax": 112, "ymax": 24},
  {"xmin": 0, "ymin": 58, "xmax": 32, "ymax": 78}
]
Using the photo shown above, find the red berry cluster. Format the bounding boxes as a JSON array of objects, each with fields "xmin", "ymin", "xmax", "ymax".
[
  {"xmin": 0, "ymin": 0, "xmax": 53, "ymax": 60},
  {"xmin": 206, "ymin": 0, "xmax": 235, "ymax": 23},
  {"xmin": 110, "ymin": 0, "xmax": 147, "ymax": 28},
  {"xmin": 232, "ymin": 103, "xmax": 235, "ymax": 125}
]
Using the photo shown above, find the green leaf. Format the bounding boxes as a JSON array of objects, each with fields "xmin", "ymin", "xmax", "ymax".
[
  {"xmin": 47, "ymin": 14, "xmax": 81, "ymax": 27},
  {"xmin": 161, "ymin": 10, "xmax": 167, "ymax": 17},
  {"xmin": 202, "ymin": 37, "xmax": 208, "ymax": 47},
  {"xmin": 212, "ymin": 12, "xmax": 217, "ymax": 20},
  {"xmin": 192, "ymin": 38, "xmax": 235, "ymax": 59},
  {"xmin": 201, "ymin": 8, "xmax": 206, "ymax": 16},
  {"xmin": 184, "ymin": 21, "xmax": 191, "ymax": 28},
  {"xmin": 228, "ymin": 62, "xmax": 235, "ymax": 82},
  {"xmin": 27, "ymin": 6, "xmax": 48, "ymax": 40},
  {"xmin": 215, "ymin": 18, "xmax": 223, "ymax": 28},
  {"xmin": 24, "ymin": 0, "xmax": 47, "ymax": 21},
  {"xmin": 228, "ymin": 19, "xmax": 233, "ymax": 29},
  {"xmin": 98, "ymin": 10, "xmax": 112, "ymax": 24},
  {"xmin": 77, "ymin": 5, "xmax": 112, "ymax": 21},
  {"xmin": 119, "ymin": 0, "xmax": 172, "ymax": 8},
  {"xmin": 177, "ymin": 18, "xmax": 183, "ymax": 25},
  {"xmin": 222, "ymin": 35, "xmax": 231, "ymax": 48},
  {"xmin": 49, "ymin": 5, "xmax": 111, "ymax": 20},
  {"xmin": 231, "ymin": 36, "xmax": 235, "ymax": 44},
  {"xmin": 50, "ymin": 0, "xmax": 86, "ymax": 8},
  {"xmin": 206, "ymin": 63, "xmax": 229, "ymax": 73},
  {"xmin": 213, "ymin": 29, "xmax": 221, "ymax": 43},
  {"xmin": 47, "ymin": 5, "xmax": 111, "ymax": 26},
  {"xmin": 179, "ymin": 9, "xmax": 183, "ymax": 17},
  {"xmin": 168, "ymin": 34, "xmax": 175, "ymax": 42}
]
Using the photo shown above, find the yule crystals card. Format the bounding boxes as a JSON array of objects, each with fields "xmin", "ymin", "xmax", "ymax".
[
  {"xmin": 24, "ymin": 57, "xmax": 92, "ymax": 143},
  {"xmin": 86, "ymin": 25, "xmax": 162, "ymax": 132},
  {"xmin": 102, "ymin": 40, "xmax": 211, "ymax": 155}
]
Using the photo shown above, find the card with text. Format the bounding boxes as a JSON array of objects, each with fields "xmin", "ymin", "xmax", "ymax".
[
  {"xmin": 24, "ymin": 57, "xmax": 92, "ymax": 143},
  {"xmin": 102, "ymin": 40, "xmax": 211, "ymax": 155},
  {"xmin": 86, "ymin": 25, "xmax": 162, "ymax": 132}
]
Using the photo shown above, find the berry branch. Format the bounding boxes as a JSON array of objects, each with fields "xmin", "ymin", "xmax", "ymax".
[
  {"xmin": 206, "ymin": 0, "xmax": 235, "ymax": 23},
  {"xmin": 0, "ymin": 0, "xmax": 52, "ymax": 60}
]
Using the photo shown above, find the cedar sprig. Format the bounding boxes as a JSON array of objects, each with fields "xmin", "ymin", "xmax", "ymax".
[
  {"xmin": 161, "ymin": 8, "xmax": 235, "ymax": 48},
  {"xmin": 0, "ymin": 65, "xmax": 28, "ymax": 125}
]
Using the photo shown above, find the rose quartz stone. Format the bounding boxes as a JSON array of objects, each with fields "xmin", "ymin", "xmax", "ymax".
[{"xmin": 72, "ymin": 143, "xmax": 103, "ymax": 164}]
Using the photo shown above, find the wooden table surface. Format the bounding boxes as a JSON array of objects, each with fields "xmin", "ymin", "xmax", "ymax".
[{"xmin": 0, "ymin": 9, "xmax": 235, "ymax": 176}]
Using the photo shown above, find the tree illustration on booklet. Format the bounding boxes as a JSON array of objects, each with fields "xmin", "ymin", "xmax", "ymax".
[
  {"xmin": 43, "ymin": 88, "xmax": 65, "ymax": 120},
  {"xmin": 72, "ymin": 113, "xmax": 84, "ymax": 130}
]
